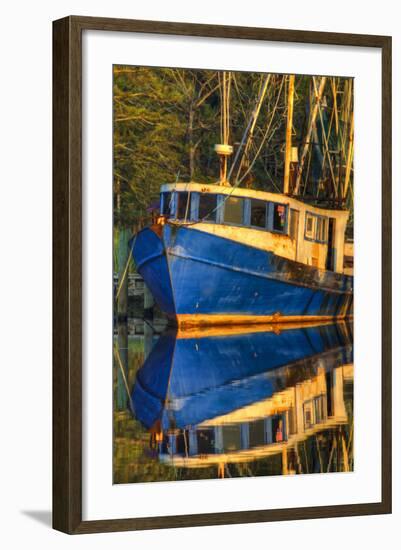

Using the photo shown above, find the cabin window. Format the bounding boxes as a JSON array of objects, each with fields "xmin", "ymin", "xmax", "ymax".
[
  {"xmin": 222, "ymin": 425, "xmax": 242, "ymax": 452},
  {"xmin": 305, "ymin": 213, "xmax": 315, "ymax": 239},
  {"xmin": 223, "ymin": 196, "xmax": 244, "ymax": 225},
  {"xmin": 316, "ymin": 217, "xmax": 328, "ymax": 242},
  {"xmin": 303, "ymin": 401, "xmax": 314, "ymax": 430},
  {"xmin": 250, "ymin": 199, "xmax": 267, "ymax": 228},
  {"xmin": 272, "ymin": 415, "xmax": 286, "ymax": 442},
  {"xmin": 198, "ymin": 193, "xmax": 217, "ymax": 222},
  {"xmin": 249, "ymin": 419, "xmax": 266, "ymax": 448},
  {"xmin": 287, "ymin": 408, "xmax": 297, "ymax": 435},
  {"xmin": 161, "ymin": 192, "xmax": 172, "ymax": 217},
  {"xmin": 176, "ymin": 192, "xmax": 190, "ymax": 220},
  {"xmin": 314, "ymin": 395, "xmax": 327, "ymax": 424},
  {"xmin": 305, "ymin": 212, "xmax": 328, "ymax": 242},
  {"xmin": 196, "ymin": 429, "xmax": 215, "ymax": 454},
  {"xmin": 175, "ymin": 430, "xmax": 189, "ymax": 455},
  {"xmin": 272, "ymin": 203, "xmax": 287, "ymax": 232}
]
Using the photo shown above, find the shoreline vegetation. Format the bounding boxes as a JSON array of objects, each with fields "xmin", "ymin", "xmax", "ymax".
[{"xmin": 113, "ymin": 67, "xmax": 354, "ymax": 239}]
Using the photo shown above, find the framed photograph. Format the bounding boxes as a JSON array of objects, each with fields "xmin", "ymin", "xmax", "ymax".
[{"xmin": 53, "ymin": 16, "xmax": 392, "ymax": 534}]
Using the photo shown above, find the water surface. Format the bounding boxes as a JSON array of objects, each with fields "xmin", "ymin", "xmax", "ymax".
[{"xmin": 113, "ymin": 321, "xmax": 353, "ymax": 483}]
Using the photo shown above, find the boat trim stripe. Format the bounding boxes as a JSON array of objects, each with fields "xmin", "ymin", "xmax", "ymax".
[{"xmin": 176, "ymin": 313, "xmax": 353, "ymax": 328}]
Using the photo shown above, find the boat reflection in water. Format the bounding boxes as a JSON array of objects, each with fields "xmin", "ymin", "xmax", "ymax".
[{"xmin": 131, "ymin": 321, "xmax": 353, "ymax": 479}]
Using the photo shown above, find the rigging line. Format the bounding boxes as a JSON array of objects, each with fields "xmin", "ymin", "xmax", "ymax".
[
  {"xmin": 331, "ymin": 77, "xmax": 339, "ymax": 136},
  {"xmin": 312, "ymin": 76, "xmax": 338, "ymax": 198},
  {"xmin": 233, "ymin": 75, "xmax": 271, "ymax": 182},
  {"xmin": 339, "ymin": 80, "xmax": 352, "ymax": 158},
  {"xmin": 184, "ymin": 190, "xmax": 191, "ymax": 222},
  {"xmin": 143, "ymin": 317, "xmax": 158, "ymax": 332},
  {"xmin": 237, "ymin": 76, "xmax": 285, "ymax": 185},
  {"xmin": 346, "ymin": 421, "xmax": 354, "ymax": 456},
  {"xmin": 222, "ymin": 71, "xmax": 226, "ymax": 144},
  {"xmin": 218, "ymin": 72, "xmax": 224, "ymax": 144},
  {"xmin": 226, "ymin": 71, "xmax": 231, "ymax": 145},
  {"xmin": 302, "ymin": 147, "xmax": 313, "ymax": 197},
  {"xmin": 327, "ymin": 435, "xmax": 337, "ymax": 473},
  {"xmin": 343, "ymin": 113, "xmax": 354, "ymax": 200},
  {"xmin": 293, "ymin": 76, "xmax": 327, "ymax": 195},
  {"xmin": 260, "ymin": 163, "xmax": 282, "ymax": 194},
  {"xmin": 173, "ymin": 78, "xmax": 273, "ymax": 226},
  {"xmin": 315, "ymin": 435, "xmax": 324, "ymax": 473},
  {"xmin": 168, "ymin": 165, "xmax": 254, "ymax": 228},
  {"xmin": 227, "ymin": 74, "xmax": 271, "ymax": 183},
  {"xmin": 114, "ymin": 345, "xmax": 134, "ymax": 414},
  {"xmin": 115, "ymin": 235, "xmax": 136, "ymax": 300},
  {"xmin": 232, "ymin": 73, "xmax": 248, "ymax": 121},
  {"xmin": 169, "ymin": 154, "xmax": 272, "ymax": 227},
  {"xmin": 127, "ymin": 316, "xmax": 164, "ymax": 336}
]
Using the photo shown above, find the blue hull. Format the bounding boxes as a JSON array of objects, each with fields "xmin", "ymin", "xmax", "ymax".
[
  {"xmin": 132, "ymin": 225, "xmax": 353, "ymax": 324},
  {"xmin": 132, "ymin": 323, "xmax": 353, "ymax": 430}
]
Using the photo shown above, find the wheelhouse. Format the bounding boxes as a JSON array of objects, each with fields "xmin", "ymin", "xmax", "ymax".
[
  {"xmin": 159, "ymin": 182, "xmax": 351, "ymax": 275},
  {"xmin": 160, "ymin": 189, "xmax": 289, "ymax": 235}
]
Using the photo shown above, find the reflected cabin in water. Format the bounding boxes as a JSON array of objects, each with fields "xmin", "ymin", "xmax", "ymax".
[
  {"xmin": 132, "ymin": 322, "xmax": 353, "ymax": 475},
  {"xmin": 132, "ymin": 182, "xmax": 353, "ymax": 327}
]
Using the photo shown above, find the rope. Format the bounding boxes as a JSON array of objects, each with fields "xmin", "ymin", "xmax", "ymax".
[
  {"xmin": 168, "ymin": 74, "xmax": 273, "ymax": 227},
  {"xmin": 114, "ymin": 344, "xmax": 134, "ymax": 413},
  {"xmin": 115, "ymin": 235, "xmax": 136, "ymax": 300},
  {"xmin": 227, "ymin": 74, "xmax": 270, "ymax": 182},
  {"xmin": 237, "ymin": 76, "xmax": 285, "ymax": 185}
]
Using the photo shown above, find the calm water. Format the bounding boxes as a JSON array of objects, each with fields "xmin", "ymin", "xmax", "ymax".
[{"xmin": 113, "ymin": 321, "xmax": 353, "ymax": 483}]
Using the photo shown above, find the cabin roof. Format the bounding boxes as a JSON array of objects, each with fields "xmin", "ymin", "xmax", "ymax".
[{"xmin": 161, "ymin": 181, "xmax": 349, "ymax": 221}]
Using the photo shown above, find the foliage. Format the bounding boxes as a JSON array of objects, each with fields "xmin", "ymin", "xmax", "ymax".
[{"xmin": 114, "ymin": 67, "xmax": 353, "ymax": 229}]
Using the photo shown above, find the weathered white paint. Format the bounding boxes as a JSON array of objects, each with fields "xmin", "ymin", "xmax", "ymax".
[
  {"xmin": 159, "ymin": 365, "xmax": 353, "ymax": 468},
  {"xmin": 344, "ymin": 241, "xmax": 354, "ymax": 276},
  {"xmin": 199, "ymin": 364, "xmax": 351, "ymax": 428},
  {"xmin": 163, "ymin": 182, "xmax": 350, "ymax": 274}
]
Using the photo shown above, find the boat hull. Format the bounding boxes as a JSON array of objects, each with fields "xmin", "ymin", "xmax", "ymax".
[
  {"xmin": 132, "ymin": 224, "xmax": 353, "ymax": 326},
  {"xmin": 132, "ymin": 322, "xmax": 353, "ymax": 430}
]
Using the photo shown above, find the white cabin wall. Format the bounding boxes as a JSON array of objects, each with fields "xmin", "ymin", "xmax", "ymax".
[
  {"xmin": 343, "ymin": 242, "xmax": 354, "ymax": 276},
  {"xmin": 192, "ymin": 223, "xmax": 297, "ymax": 260},
  {"xmin": 296, "ymin": 207, "xmax": 328, "ymax": 270},
  {"xmin": 165, "ymin": 182, "xmax": 350, "ymax": 274},
  {"xmin": 335, "ymin": 217, "xmax": 346, "ymax": 273}
]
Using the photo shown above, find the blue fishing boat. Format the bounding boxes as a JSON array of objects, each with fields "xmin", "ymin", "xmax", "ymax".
[
  {"xmin": 132, "ymin": 183, "xmax": 353, "ymax": 327},
  {"xmin": 131, "ymin": 322, "xmax": 353, "ymax": 470},
  {"xmin": 130, "ymin": 74, "xmax": 353, "ymax": 327}
]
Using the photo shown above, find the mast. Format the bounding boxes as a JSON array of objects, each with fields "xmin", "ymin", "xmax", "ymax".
[
  {"xmin": 283, "ymin": 74, "xmax": 295, "ymax": 195},
  {"xmin": 215, "ymin": 71, "xmax": 233, "ymax": 185},
  {"xmin": 293, "ymin": 76, "xmax": 327, "ymax": 196}
]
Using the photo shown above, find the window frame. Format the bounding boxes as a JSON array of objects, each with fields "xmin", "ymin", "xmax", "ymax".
[
  {"xmin": 222, "ymin": 195, "xmax": 246, "ymax": 226},
  {"xmin": 249, "ymin": 198, "xmax": 268, "ymax": 230},
  {"xmin": 197, "ymin": 192, "xmax": 219, "ymax": 223},
  {"xmin": 175, "ymin": 191, "xmax": 191, "ymax": 220},
  {"xmin": 160, "ymin": 191, "xmax": 173, "ymax": 217},
  {"xmin": 304, "ymin": 212, "xmax": 329, "ymax": 243},
  {"xmin": 269, "ymin": 202, "xmax": 288, "ymax": 234}
]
